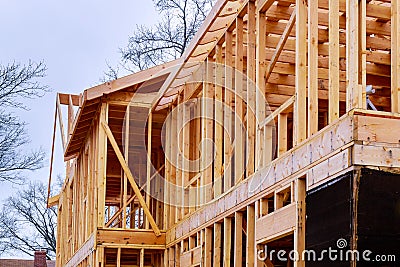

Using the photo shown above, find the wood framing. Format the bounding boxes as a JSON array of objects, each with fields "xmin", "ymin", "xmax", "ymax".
[{"xmin": 50, "ymin": 0, "xmax": 400, "ymax": 266}]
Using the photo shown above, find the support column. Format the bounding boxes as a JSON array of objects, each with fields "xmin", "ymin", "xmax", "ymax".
[
  {"xmin": 246, "ymin": 205, "xmax": 255, "ymax": 267},
  {"xmin": 205, "ymin": 227, "xmax": 213, "ymax": 266},
  {"xmin": 215, "ymin": 44, "xmax": 223, "ymax": 197},
  {"xmin": 145, "ymin": 112, "xmax": 152, "ymax": 229},
  {"xmin": 235, "ymin": 16, "xmax": 245, "ymax": 183},
  {"xmin": 234, "ymin": 211, "xmax": 243, "ymax": 267},
  {"xmin": 294, "ymin": 178, "xmax": 306, "ymax": 267},
  {"xmin": 294, "ymin": 0, "xmax": 307, "ymax": 145},
  {"xmin": 247, "ymin": 1, "xmax": 257, "ymax": 178},
  {"xmin": 346, "ymin": 0, "xmax": 362, "ymax": 111},
  {"xmin": 97, "ymin": 102, "xmax": 108, "ymax": 227},
  {"xmin": 214, "ymin": 222, "xmax": 222, "ymax": 266},
  {"xmin": 329, "ymin": 0, "xmax": 340, "ymax": 122},
  {"xmin": 256, "ymin": 9, "xmax": 266, "ymax": 169},
  {"xmin": 224, "ymin": 30, "xmax": 234, "ymax": 192},
  {"xmin": 308, "ymin": 0, "xmax": 318, "ymax": 135},
  {"xmin": 223, "ymin": 217, "xmax": 232, "ymax": 266},
  {"xmin": 392, "ymin": 0, "xmax": 400, "ymax": 113}
]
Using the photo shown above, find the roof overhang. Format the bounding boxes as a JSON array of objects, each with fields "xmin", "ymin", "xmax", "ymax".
[{"xmin": 64, "ymin": 60, "xmax": 179, "ymax": 159}]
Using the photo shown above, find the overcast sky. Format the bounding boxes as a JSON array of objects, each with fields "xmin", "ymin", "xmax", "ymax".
[{"xmin": 0, "ymin": 0, "xmax": 158, "ymax": 248}]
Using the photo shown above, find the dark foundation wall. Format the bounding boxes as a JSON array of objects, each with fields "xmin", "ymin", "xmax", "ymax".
[
  {"xmin": 306, "ymin": 173, "xmax": 352, "ymax": 267},
  {"xmin": 306, "ymin": 169, "xmax": 400, "ymax": 266},
  {"xmin": 357, "ymin": 169, "xmax": 400, "ymax": 266}
]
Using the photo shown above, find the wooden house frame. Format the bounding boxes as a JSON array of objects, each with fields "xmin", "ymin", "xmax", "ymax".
[{"xmin": 49, "ymin": 0, "xmax": 400, "ymax": 266}]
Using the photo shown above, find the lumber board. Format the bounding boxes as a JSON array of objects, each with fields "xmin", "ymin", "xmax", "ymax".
[
  {"xmin": 97, "ymin": 103, "xmax": 108, "ymax": 228},
  {"xmin": 214, "ymin": 222, "xmax": 222, "ymax": 266},
  {"xmin": 223, "ymin": 218, "xmax": 232, "ymax": 266},
  {"xmin": 102, "ymin": 122, "xmax": 161, "ymax": 236},
  {"xmin": 294, "ymin": 178, "xmax": 306, "ymax": 267},
  {"xmin": 354, "ymin": 115, "xmax": 400, "ymax": 144},
  {"xmin": 278, "ymin": 113, "xmax": 288, "ymax": 157},
  {"xmin": 56, "ymin": 94, "xmax": 67, "ymax": 150},
  {"xmin": 308, "ymin": 0, "xmax": 318, "ymax": 136},
  {"xmin": 97, "ymin": 229, "xmax": 165, "ymax": 246},
  {"xmin": 64, "ymin": 234, "xmax": 94, "ymax": 267},
  {"xmin": 346, "ymin": 0, "xmax": 362, "ymax": 110},
  {"xmin": 392, "ymin": 0, "xmax": 400, "ymax": 113},
  {"xmin": 246, "ymin": 205, "xmax": 256, "ymax": 266},
  {"xmin": 215, "ymin": 44, "xmax": 224, "ymax": 197},
  {"xmin": 265, "ymin": 10, "xmax": 296, "ymax": 83},
  {"xmin": 353, "ymin": 144, "xmax": 400, "ymax": 168},
  {"xmin": 224, "ymin": 30, "xmax": 234, "ymax": 191},
  {"xmin": 204, "ymin": 227, "xmax": 213, "ymax": 266},
  {"xmin": 234, "ymin": 212, "xmax": 243, "ymax": 267},
  {"xmin": 256, "ymin": 8, "xmax": 267, "ymax": 169},
  {"xmin": 307, "ymin": 148, "xmax": 351, "ymax": 189},
  {"xmin": 329, "ymin": 0, "xmax": 340, "ymax": 123},
  {"xmin": 247, "ymin": 1, "xmax": 257, "ymax": 178},
  {"xmin": 294, "ymin": 0, "xmax": 307, "ymax": 144},
  {"xmin": 255, "ymin": 203, "xmax": 296, "ymax": 243},
  {"xmin": 235, "ymin": 15, "xmax": 245, "ymax": 183}
]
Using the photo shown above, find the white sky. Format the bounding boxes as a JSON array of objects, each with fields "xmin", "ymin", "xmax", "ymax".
[{"xmin": 0, "ymin": 0, "xmax": 157, "ymax": 257}]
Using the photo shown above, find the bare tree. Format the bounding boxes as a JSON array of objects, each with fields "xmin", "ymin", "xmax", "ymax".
[
  {"xmin": 0, "ymin": 181, "xmax": 57, "ymax": 259},
  {"xmin": 0, "ymin": 60, "xmax": 48, "ymax": 183},
  {"xmin": 119, "ymin": 0, "xmax": 215, "ymax": 73}
]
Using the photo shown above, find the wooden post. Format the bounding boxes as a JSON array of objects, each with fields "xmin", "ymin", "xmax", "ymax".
[
  {"xmin": 294, "ymin": 178, "xmax": 306, "ymax": 267},
  {"xmin": 359, "ymin": 0, "xmax": 367, "ymax": 109},
  {"xmin": 247, "ymin": 1, "xmax": 257, "ymax": 178},
  {"xmin": 170, "ymin": 105, "xmax": 177, "ymax": 225},
  {"xmin": 224, "ymin": 30, "xmax": 234, "ymax": 192},
  {"xmin": 392, "ymin": 0, "xmax": 400, "ymax": 113},
  {"xmin": 256, "ymin": 9, "xmax": 266, "ymax": 169},
  {"xmin": 205, "ymin": 227, "xmax": 213, "ymax": 266},
  {"xmin": 145, "ymin": 112, "xmax": 152, "ymax": 229},
  {"xmin": 182, "ymin": 99, "xmax": 190, "ymax": 215},
  {"xmin": 278, "ymin": 113, "xmax": 288, "ymax": 157},
  {"xmin": 294, "ymin": 0, "xmax": 307, "ymax": 144},
  {"xmin": 177, "ymin": 95, "xmax": 183, "ymax": 219},
  {"xmin": 223, "ymin": 217, "xmax": 232, "ymax": 266},
  {"xmin": 235, "ymin": 16, "xmax": 245, "ymax": 183},
  {"xmin": 97, "ymin": 102, "xmax": 108, "ymax": 227},
  {"xmin": 346, "ymin": 0, "xmax": 361, "ymax": 111},
  {"xmin": 308, "ymin": 0, "xmax": 318, "ymax": 136},
  {"xmin": 201, "ymin": 57, "xmax": 214, "ymax": 204},
  {"xmin": 164, "ymin": 108, "xmax": 171, "ymax": 229},
  {"xmin": 329, "ymin": 0, "xmax": 340, "ymax": 122},
  {"xmin": 123, "ymin": 105, "xmax": 130, "ymax": 228},
  {"xmin": 246, "ymin": 205, "xmax": 255, "ymax": 267},
  {"xmin": 117, "ymin": 247, "xmax": 121, "ymax": 267},
  {"xmin": 234, "ymin": 211, "xmax": 243, "ymax": 267},
  {"xmin": 215, "ymin": 44, "xmax": 223, "ymax": 197},
  {"xmin": 214, "ymin": 222, "xmax": 222, "ymax": 266},
  {"xmin": 140, "ymin": 248, "xmax": 144, "ymax": 267},
  {"xmin": 68, "ymin": 94, "xmax": 74, "ymax": 138},
  {"xmin": 263, "ymin": 125, "xmax": 273, "ymax": 165}
]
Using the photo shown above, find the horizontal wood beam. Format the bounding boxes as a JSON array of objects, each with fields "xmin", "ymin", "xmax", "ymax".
[{"xmin": 97, "ymin": 229, "xmax": 166, "ymax": 247}]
